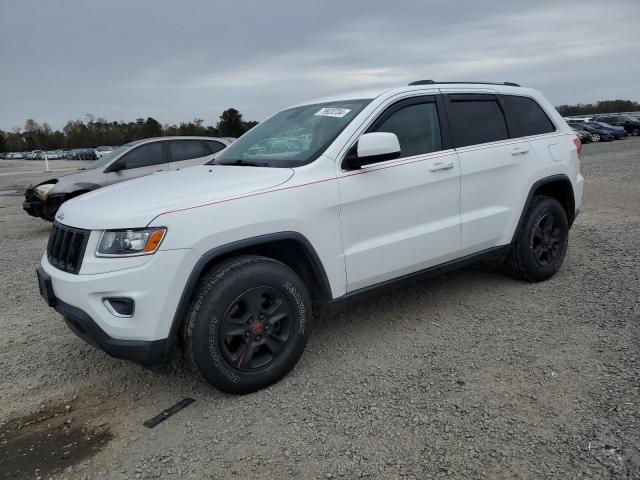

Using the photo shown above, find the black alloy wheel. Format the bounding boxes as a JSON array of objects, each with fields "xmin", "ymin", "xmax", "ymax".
[
  {"xmin": 531, "ymin": 213, "xmax": 562, "ymax": 267},
  {"xmin": 220, "ymin": 286, "xmax": 294, "ymax": 371}
]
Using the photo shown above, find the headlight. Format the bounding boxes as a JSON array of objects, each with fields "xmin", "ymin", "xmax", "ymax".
[
  {"xmin": 34, "ymin": 183, "xmax": 55, "ymax": 200},
  {"xmin": 96, "ymin": 227, "xmax": 166, "ymax": 257}
]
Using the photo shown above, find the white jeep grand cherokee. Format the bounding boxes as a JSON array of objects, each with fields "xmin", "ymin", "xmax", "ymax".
[{"xmin": 37, "ymin": 81, "xmax": 584, "ymax": 394}]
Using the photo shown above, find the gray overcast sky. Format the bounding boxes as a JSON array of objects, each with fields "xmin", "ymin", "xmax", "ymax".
[{"xmin": 1, "ymin": 0, "xmax": 639, "ymax": 130}]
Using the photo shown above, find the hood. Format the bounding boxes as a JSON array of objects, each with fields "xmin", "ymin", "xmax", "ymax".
[
  {"xmin": 26, "ymin": 168, "xmax": 88, "ymax": 190},
  {"xmin": 57, "ymin": 165, "xmax": 295, "ymax": 229}
]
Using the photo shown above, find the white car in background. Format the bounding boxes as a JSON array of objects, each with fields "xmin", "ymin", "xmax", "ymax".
[
  {"xmin": 27, "ymin": 150, "xmax": 45, "ymax": 160},
  {"xmin": 95, "ymin": 146, "xmax": 114, "ymax": 158},
  {"xmin": 24, "ymin": 136, "xmax": 233, "ymax": 221}
]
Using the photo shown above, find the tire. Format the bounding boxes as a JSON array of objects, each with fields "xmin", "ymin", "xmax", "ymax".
[
  {"xmin": 631, "ymin": 127, "xmax": 640, "ymax": 137},
  {"xmin": 183, "ymin": 255, "xmax": 312, "ymax": 394},
  {"xmin": 505, "ymin": 196, "xmax": 569, "ymax": 282},
  {"xmin": 591, "ymin": 134, "xmax": 600, "ymax": 142}
]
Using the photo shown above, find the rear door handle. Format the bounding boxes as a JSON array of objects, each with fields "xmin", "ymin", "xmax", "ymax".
[
  {"xmin": 428, "ymin": 161, "xmax": 454, "ymax": 172},
  {"xmin": 511, "ymin": 146, "xmax": 530, "ymax": 156}
]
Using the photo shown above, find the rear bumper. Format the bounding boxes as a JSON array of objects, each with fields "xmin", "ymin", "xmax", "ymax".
[{"xmin": 37, "ymin": 266, "xmax": 171, "ymax": 366}]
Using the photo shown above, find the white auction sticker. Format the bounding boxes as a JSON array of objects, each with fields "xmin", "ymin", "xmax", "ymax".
[{"xmin": 314, "ymin": 107, "xmax": 351, "ymax": 118}]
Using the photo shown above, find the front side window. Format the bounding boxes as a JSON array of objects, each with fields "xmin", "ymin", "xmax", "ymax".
[
  {"xmin": 88, "ymin": 144, "xmax": 131, "ymax": 170},
  {"xmin": 119, "ymin": 142, "xmax": 164, "ymax": 170},
  {"xmin": 169, "ymin": 140, "xmax": 210, "ymax": 162},
  {"xmin": 501, "ymin": 95, "xmax": 555, "ymax": 137},
  {"xmin": 213, "ymin": 99, "xmax": 371, "ymax": 167},
  {"xmin": 447, "ymin": 95, "xmax": 508, "ymax": 148},
  {"xmin": 373, "ymin": 102, "xmax": 442, "ymax": 158}
]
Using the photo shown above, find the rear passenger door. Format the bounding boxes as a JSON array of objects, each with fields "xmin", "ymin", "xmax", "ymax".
[
  {"xmin": 167, "ymin": 139, "xmax": 219, "ymax": 170},
  {"xmin": 338, "ymin": 95, "xmax": 461, "ymax": 291},
  {"xmin": 446, "ymin": 92, "xmax": 555, "ymax": 253}
]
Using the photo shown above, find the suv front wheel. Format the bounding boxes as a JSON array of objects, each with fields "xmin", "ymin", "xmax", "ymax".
[
  {"xmin": 183, "ymin": 255, "xmax": 312, "ymax": 394},
  {"xmin": 505, "ymin": 196, "xmax": 569, "ymax": 282}
]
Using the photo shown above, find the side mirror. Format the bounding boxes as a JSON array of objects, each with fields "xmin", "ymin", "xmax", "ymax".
[{"xmin": 343, "ymin": 132, "xmax": 401, "ymax": 170}]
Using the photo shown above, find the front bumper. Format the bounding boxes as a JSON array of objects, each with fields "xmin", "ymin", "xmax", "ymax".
[
  {"xmin": 39, "ymin": 247, "xmax": 199, "ymax": 366},
  {"xmin": 37, "ymin": 266, "xmax": 170, "ymax": 365}
]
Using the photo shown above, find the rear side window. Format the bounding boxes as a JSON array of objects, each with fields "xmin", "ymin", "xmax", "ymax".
[
  {"xmin": 120, "ymin": 142, "xmax": 164, "ymax": 169},
  {"xmin": 205, "ymin": 140, "xmax": 226, "ymax": 154},
  {"xmin": 169, "ymin": 140, "xmax": 210, "ymax": 162},
  {"xmin": 501, "ymin": 95, "xmax": 555, "ymax": 137},
  {"xmin": 447, "ymin": 95, "xmax": 508, "ymax": 148},
  {"xmin": 373, "ymin": 101, "xmax": 442, "ymax": 157}
]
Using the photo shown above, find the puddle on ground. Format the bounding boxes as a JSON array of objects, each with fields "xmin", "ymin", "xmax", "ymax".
[{"xmin": 0, "ymin": 397, "xmax": 113, "ymax": 479}]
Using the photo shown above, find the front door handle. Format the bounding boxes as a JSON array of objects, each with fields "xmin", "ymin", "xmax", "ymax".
[
  {"xmin": 511, "ymin": 146, "xmax": 530, "ymax": 156},
  {"xmin": 428, "ymin": 161, "xmax": 454, "ymax": 172}
]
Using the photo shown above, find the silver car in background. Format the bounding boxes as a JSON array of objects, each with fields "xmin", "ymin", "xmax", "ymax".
[{"xmin": 23, "ymin": 136, "xmax": 234, "ymax": 221}]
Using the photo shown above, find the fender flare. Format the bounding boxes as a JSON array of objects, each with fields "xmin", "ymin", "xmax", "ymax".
[
  {"xmin": 164, "ymin": 231, "xmax": 332, "ymax": 355},
  {"xmin": 511, "ymin": 174, "xmax": 575, "ymax": 245}
]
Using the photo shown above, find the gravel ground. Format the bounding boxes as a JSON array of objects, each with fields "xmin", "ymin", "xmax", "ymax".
[{"xmin": 0, "ymin": 140, "xmax": 638, "ymax": 479}]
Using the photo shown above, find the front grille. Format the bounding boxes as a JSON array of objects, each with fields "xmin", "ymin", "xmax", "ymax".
[{"xmin": 47, "ymin": 223, "xmax": 90, "ymax": 274}]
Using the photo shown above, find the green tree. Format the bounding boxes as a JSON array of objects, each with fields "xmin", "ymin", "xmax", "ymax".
[
  {"xmin": 1, "ymin": 108, "xmax": 257, "ymax": 151},
  {"xmin": 142, "ymin": 117, "xmax": 163, "ymax": 138},
  {"xmin": 0, "ymin": 130, "xmax": 6, "ymax": 152},
  {"xmin": 216, "ymin": 108, "xmax": 245, "ymax": 137},
  {"xmin": 556, "ymin": 99, "xmax": 640, "ymax": 117}
]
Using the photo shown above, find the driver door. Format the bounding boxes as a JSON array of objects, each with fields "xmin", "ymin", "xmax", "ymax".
[{"xmin": 337, "ymin": 95, "xmax": 461, "ymax": 292}]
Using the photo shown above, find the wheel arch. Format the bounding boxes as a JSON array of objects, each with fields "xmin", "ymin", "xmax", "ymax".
[
  {"xmin": 167, "ymin": 232, "xmax": 332, "ymax": 350},
  {"xmin": 512, "ymin": 174, "xmax": 576, "ymax": 244}
]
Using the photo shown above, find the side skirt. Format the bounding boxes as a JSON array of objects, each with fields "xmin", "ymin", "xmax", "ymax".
[{"xmin": 328, "ymin": 245, "xmax": 510, "ymax": 314}]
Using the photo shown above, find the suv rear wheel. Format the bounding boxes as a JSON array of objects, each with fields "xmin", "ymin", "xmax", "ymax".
[
  {"xmin": 183, "ymin": 255, "xmax": 312, "ymax": 394},
  {"xmin": 505, "ymin": 196, "xmax": 569, "ymax": 282}
]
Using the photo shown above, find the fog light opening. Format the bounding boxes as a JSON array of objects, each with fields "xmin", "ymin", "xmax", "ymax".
[{"xmin": 103, "ymin": 297, "xmax": 135, "ymax": 317}]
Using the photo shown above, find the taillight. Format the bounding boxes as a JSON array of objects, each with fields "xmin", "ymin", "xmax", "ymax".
[{"xmin": 573, "ymin": 137, "xmax": 582, "ymax": 156}]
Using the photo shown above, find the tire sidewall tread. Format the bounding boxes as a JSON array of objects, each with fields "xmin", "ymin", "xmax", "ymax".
[
  {"xmin": 183, "ymin": 255, "xmax": 312, "ymax": 394},
  {"xmin": 506, "ymin": 195, "xmax": 569, "ymax": 282}
]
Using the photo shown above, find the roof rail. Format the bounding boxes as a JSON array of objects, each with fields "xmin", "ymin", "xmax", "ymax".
[
  {"xmin": 408, "ymin": 80, "xmax": 521, "ymax": 87},
  {"xmin": 408, "ymin": 80, "xmax": 436, "ymax": 85}
]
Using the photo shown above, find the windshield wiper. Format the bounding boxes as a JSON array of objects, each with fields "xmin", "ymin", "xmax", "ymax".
[{"xmin": 215, "ymin": 159, "xmax": 270, "ymax": 167}]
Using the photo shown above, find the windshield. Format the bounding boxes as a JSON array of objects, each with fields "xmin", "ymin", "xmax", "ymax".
[
  {"xmin": 85, "ymin": 144, "xmax": 131, "ymax": 169},
  {"xmin": 213, "ymin": 99, "xmax": 372, "ymax": 167}
]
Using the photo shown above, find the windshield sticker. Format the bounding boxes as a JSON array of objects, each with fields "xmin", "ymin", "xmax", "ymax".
[{"xmin": 314, "ymin": 107, "xmax": 351, "ymax": 118}]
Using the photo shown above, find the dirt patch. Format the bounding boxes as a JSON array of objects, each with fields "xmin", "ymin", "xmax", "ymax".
[{"xmin": 0, "ymin": 396, "xmax": 113, "ymax": 479}]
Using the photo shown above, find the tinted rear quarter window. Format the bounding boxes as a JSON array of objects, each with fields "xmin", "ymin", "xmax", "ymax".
[
  {"xmin": 501, "ymin": 95, "xmax": 555, "ymax": 137},
  {"xmin": 447, "ymin": 94, "xmax": 508, "ymax": 148},
  {"xmin": 205, "ymin": 140, "xmax": 226, "ymax": 154},
  {"xmin": 169, "ymin": 140, "xmax": 210, "ymax": 162}
]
